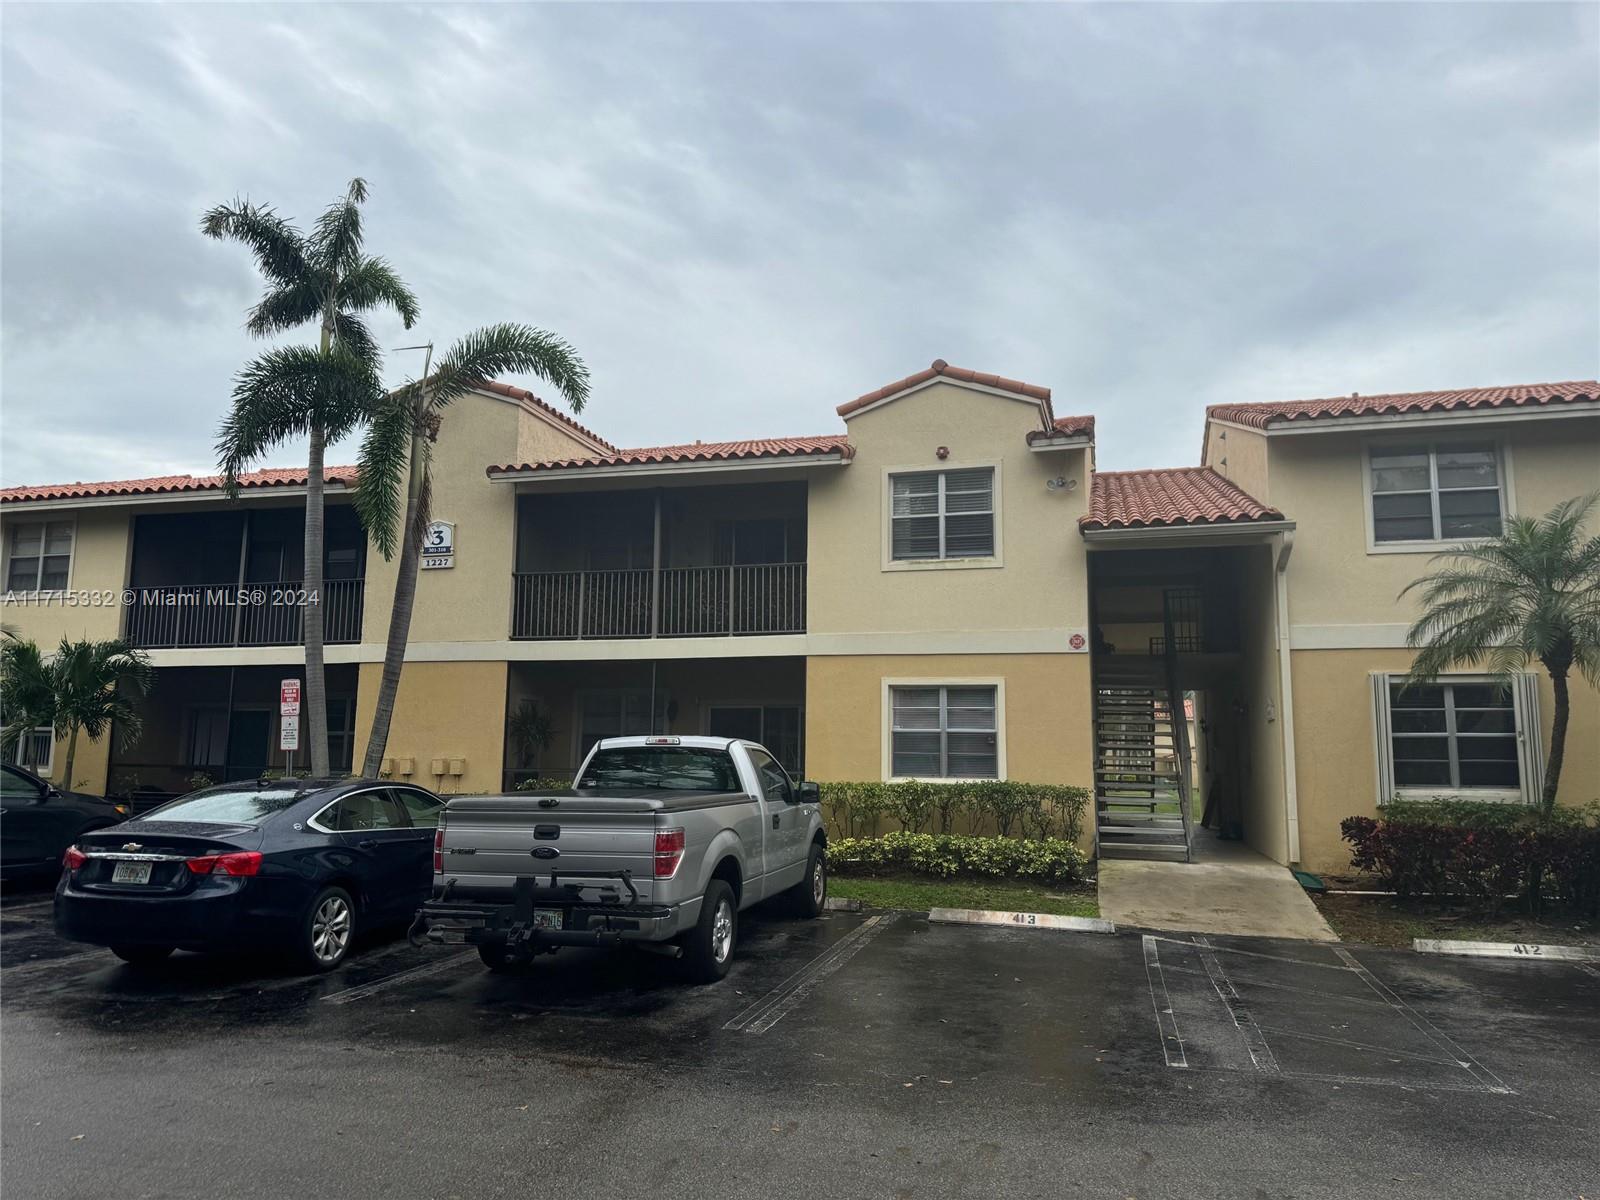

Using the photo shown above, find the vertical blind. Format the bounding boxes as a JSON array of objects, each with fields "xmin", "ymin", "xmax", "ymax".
[{"xmin": 890, "ymin": 468, "xmax": 995, "ymax": 560}]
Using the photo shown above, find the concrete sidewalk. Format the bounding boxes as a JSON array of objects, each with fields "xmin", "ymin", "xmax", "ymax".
[{"xmin": 1097, "ymin": 834, "xmax": 1338, "ymax": 941}]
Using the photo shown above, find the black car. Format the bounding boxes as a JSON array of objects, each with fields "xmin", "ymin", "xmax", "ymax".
[
  {"xmin": 1, "ymin": 764, "xmax": 130, "ymax": 884},
  {"xmin": 55, "ymin": 778, "xmax": 444, "ymax": 972}
]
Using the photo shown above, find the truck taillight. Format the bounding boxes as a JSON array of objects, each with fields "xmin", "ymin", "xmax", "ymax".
[
  {"xmin": 433, "ymin": 828, "xmax": 444, "ymax": 874},
  {"xmin": 654, "ymin": 828, "xmax": 685, "ymax": 879}
]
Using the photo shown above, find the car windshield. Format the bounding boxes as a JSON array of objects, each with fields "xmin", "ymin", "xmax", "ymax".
[
  {"xmin": 140, "ymin": 787, "xmax": 303, "ymax": 824},
  {"xmin": 577, "ymin": 747, "xmax": 741, "ymax": 792}
]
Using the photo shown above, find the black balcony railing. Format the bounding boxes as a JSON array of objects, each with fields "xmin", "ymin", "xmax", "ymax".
[
  {"xmin": 124, "ymin": 579, "xmax": 365, "ymax": 649},
  {"xmin": 511, "ymin": 562, "xmax": 806, "ymax": 640}
]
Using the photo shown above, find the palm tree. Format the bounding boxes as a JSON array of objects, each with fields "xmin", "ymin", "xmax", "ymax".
[
  {"xmin": 204, "ymin": 178, "xmax": 419, "ymax": 776},
  {"xmin": 1402, "ymin": 493, "xmax": 1600, "ymax": 813},
  {"xmin": 355, "ymin": 324, "xmax": 588, "ymax": 775},
  {"xmin": 1, "ymin": 637, "xmax": 155, "ymax": 788}
]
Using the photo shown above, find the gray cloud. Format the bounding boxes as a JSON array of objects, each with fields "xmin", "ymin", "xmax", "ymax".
[{"xmin": 2, "ymin": 2, "xmax": 1595, "ymax": 486}]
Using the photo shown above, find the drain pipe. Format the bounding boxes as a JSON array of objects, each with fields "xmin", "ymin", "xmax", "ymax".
[{"xmin": 1274, "ymin": 530, "xmax": 1302, "ymax": 865}]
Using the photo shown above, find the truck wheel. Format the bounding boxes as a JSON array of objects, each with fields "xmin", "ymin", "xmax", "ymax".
[
  {"xmin": 789, "ymin": 843, "xmax": 826, "ymax": 919},
  {"xmin": 682, "ymin": 880, "xmax": 737, "ymax": 983}
]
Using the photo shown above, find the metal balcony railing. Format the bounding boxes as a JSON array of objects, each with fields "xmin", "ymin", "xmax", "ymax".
[
  {"xmin": 124, "ymin": 579, "xmax": 365, "ymax": 649},
  {"xmin": 511, "ymin": 562, "xmax": 806, "ymax": 640}
]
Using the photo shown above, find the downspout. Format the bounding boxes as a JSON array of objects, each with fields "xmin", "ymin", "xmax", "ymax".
[{"xmin": 1273, "ymin": 530, "xmax": 1301, "ymax": 864}]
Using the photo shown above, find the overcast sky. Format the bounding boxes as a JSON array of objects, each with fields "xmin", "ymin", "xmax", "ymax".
[{"xmin": 2, "ymin": 3, "xmax": 1596, "ymax": 486}]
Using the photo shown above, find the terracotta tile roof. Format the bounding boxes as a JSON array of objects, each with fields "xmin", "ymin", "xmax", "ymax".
[
  {"xmin": 1082, "ymin": 467, "xmax": 1283, "ymax": 531},
  {"xmin": 472, "ymin": 380, "xmax": 617, "ymax": 452},
  {"xmin": 489, "ymin": 434, "xmax": 853, "ymax": 475},
  {"xmin": 1027, "ymin": 414, "xmax": 1096, "ymax": 443},
  {"xmin": 1208, "ymin": 381, "xmax": 1598, "ymax": 430},
  {"xmin": 1, "ymin": 466, "xmax": 359, "ymax": 506},
  {"xmin": 838, "ymin": 359, "xmax": 1052, "ymax": 417}
]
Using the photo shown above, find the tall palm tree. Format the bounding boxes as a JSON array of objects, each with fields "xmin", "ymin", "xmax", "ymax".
[
  {"xmin": 1, "ymin": 637, "xmax": 155, "ymax": 788},
  {"xmin": 1402, "ymin": 492, "xmax": 1600, "ymax": 813},
  {"xmin": 354, "ymin": 324, "xmax": 588, "ymax": 775},
  {"xmin": 204, "ymin": 178, "xmax": 419, "ymax": 776}
]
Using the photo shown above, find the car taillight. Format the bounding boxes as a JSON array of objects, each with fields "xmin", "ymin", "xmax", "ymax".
[
  {"xmin": 433, "ymin": 827, "xmax": 444, "ymax": 874},
  {"xmin": 185, "ymin": 851, "xmax": 262, "ymax": 877},
  {"xmin": 63, "ymin": 846, "xmax": 87, "ymax": 871},
  {"xmin": 654, "ymin": 828, "xmax": 685, "ymax": 879}
]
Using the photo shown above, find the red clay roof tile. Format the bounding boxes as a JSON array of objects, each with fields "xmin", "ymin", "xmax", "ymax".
[
  {"xmin": 472, "ymin": 380, "xmax": 617, "ymax": 452},
  {"xmin": 837, "ymin": 359, "xmax": 1052, "ymax": 417},
  {"xmin": 1027, "ymin": 414, "xmax": 1096, "ymax": 443},
  {"xmin": 1083, "ymin": 467, "xmax": 1282, "ymax": 531},
  {"xmin": 0, "ymin": 466, "xmax": 359, "ymax": 506},
  {"xmin": 1208, "ymin": 381, "xmax": 1598, "ymax": 430},
  {"xmin": 488, "ymin": 435, "xmax": 853, "ymax": 475}
]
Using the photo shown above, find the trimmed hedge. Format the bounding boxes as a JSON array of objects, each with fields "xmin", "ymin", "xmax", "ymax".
[
  {"xmin": 828, "ymin": 831, "xmax": 1088, "ymax": 884},
  {"xmin": 819, "ymin": 780, "xmax": 1088, "ymax": 842},
  {"xmin": 1341, "ymin": 800, "xmax": 1600, "ymax": 917}
]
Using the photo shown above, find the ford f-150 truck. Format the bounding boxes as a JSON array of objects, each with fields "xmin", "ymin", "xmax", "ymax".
[{"xmin": 411, "ymin": 736, "xmax": 827, "ymax": 981}]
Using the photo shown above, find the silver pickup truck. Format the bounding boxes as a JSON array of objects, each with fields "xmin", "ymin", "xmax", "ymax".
[{"xmin": 411, "ymin": 736, "xmax": 828, "ymax": 981}]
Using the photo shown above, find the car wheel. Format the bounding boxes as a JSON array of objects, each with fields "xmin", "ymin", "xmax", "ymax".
[
  {"xmin": 297, "ymin": 885, "xmax": 355, "ymax": 973},
  {"xmin": 110, "ymin": 944, "xmax": 174, "ymax": 966},
  {"xmin": 682, "ymin": 879, "xmax": 737, "ymax": 983},
  {"xmin": 790, "ymin": 843, "xmax": 826, "ymax": 919}
]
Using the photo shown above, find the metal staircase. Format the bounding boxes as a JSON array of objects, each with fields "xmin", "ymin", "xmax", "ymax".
[{"xmin": 1093, "ymin": 656, "xmax": 1193, "ymax": 861}]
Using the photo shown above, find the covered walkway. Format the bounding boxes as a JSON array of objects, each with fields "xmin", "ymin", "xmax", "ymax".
[{"xmin": 1096, "ymin": 834, "xmax": 1337, "ymax": 941}]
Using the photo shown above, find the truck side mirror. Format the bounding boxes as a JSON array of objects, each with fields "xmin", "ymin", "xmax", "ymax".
[{"xmin": 797, "ymin": 781, "xmax": 820, "ymax": 804}]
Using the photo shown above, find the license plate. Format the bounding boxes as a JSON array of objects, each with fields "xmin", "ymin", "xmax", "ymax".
[
  {"xmin": 111, "ymin": 861, "xmax": 152, "ymax": 885},
  {"xmin": 531, "ymin": 908, "xmax": 563, "ymax": 931}
]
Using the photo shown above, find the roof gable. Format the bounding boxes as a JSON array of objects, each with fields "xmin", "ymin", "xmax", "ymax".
[{"xmin": 837, "ymin": 359, "xmax": 1057, "ymax": 428}]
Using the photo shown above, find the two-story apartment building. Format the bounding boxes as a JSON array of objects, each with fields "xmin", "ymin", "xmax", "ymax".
[{"xmin": 3, "ymin": 363, "xmax": 1595, "ymax": 877}]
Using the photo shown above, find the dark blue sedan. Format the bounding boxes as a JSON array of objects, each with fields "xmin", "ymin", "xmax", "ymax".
[{"xmin": 55, "ymin": 778, "xmax": 444, "ymax": 972}]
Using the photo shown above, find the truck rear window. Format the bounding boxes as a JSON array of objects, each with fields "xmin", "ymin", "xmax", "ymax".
[{"xmin": 578, "ymin": 747, "xmax": 741, "ymax": 792}]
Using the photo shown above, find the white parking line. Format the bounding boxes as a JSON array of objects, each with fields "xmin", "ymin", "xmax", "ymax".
[
  {"xmin": 724, "ymin": 913, "xmax": 896, "ymax": 1035},
  {"xmin": 320, "ymin": 950, "xmax": 476, "ymax": 1005},
  {"xmin": 1193, "ymin": 936, "xmax": 1279, "ymax": 1074},
  {"xmin": 1142, "ymin": 934, "xmax": 1187, "ymax": 1069}
]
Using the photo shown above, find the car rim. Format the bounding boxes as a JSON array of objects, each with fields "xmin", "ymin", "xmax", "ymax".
[
  {"xmin": 812, "ymin": 857, "xmax": 826, "ymax": 904},
  {"xmin": 711, "ymin": 900, "xmax": 734, "ymax": 964},
  {"xmin": 312, "ymin": 896, "xmax": 351, "ymax": 963}
]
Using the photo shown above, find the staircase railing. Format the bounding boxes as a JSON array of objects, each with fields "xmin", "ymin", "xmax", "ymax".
[{"xmin": 1160, "ymin": 606, "xmax": 1195, "ymax": 861}]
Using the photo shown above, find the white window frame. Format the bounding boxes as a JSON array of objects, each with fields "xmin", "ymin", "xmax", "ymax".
[
  {"xmin": 881, "ymin": 676, "xmax": 1006, "ymax": 783},
  {"xmin": 1, "ymin": 725, "xmax": 55, "ymax": 775},
  {"xmin": 881, "ymin": 462, "xmax": 1003, "ymax": 572},
  {"xmin": 1361, "ymin": 438, "xmax": 1514, "ymax": 555},
  {"xmin": 2, "ymin": 516, "xmax": 76, "ymax": 594},
  {"xmin": 1369, "ymin": 671, "xmax": 1543, "ymax": 806}
]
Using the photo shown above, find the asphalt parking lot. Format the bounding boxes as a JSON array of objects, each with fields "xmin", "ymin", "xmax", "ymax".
[{"xmin": 2, "ymin": 883, "xmax": 1597, "ymax": 1200}]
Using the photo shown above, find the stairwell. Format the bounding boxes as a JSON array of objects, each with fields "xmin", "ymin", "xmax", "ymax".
[{"xmin": 1094, "ymin": 657, "xmax": 1192, "ymax": 861}]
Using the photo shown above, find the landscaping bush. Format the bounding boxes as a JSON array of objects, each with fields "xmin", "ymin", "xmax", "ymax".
[
  {"xmin": 819, "ymin": 780, "xmax": 1088, "ymax": 843},
  {"xmin": 1341, "ymin": 801, "xmax": 1600, "ymax": 917},
  {"xmin": 827, "ymin": 831, "xmax": 1087, "ymax": 884}
]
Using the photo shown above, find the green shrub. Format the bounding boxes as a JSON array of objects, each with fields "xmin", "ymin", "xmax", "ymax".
[
  {"xmin": 828, "ymin": 831, "xmax": 1087, "ymax": 884},
  {"xmin": 817, "ymin": 780, "xmax": 1088, "ymax": 843},
  {"xmin": 515, "ymin": 776, "xmax": 575, "ymax": 791}
]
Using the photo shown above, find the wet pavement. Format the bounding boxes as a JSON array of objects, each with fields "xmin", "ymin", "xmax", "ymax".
[{"xmin": 2, "ymin": 883, "xmax": 1597, "ymax": 1199}]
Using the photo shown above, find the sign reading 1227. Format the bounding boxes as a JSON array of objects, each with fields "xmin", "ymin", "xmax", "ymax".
[{"xmin": 421, "ymin": 521, "xmax": 455, "ymax": 570}]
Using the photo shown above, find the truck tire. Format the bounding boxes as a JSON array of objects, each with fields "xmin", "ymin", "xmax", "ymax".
[
  {"xmin": 682, "ymin": 879, "xmax": 737, "ymax": 983},
  {"xmin": 788, "ymin": 843, "xmax": 826, "ymax": 919}
]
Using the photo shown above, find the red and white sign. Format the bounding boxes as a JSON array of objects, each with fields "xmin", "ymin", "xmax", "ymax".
[
  {"xmin": 280, "ymin": 678, "xmax": 302, "ymax": 717},
  {"xmin": 1068, "ymin": 632, "xmax": 1087, "ymax": 651}
]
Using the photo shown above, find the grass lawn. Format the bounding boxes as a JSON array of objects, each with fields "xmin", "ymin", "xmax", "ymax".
[
  {"xmin": 1312, "ymin": 893, "xmax": 1598, "ymax": 949},
  {"xmin": 830, "ymin": 873, "xmax": 1099, "ymax": 918}
]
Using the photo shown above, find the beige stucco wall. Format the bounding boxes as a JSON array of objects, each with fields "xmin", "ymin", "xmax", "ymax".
[
  {"xmin": 1272, "ymin": 416, "xmax": 1600, "ymax": 628},
  {"xmin": 1290, "ymin": 649, "xmax": 1600, "ymax": 874},
  {"xmin": 807, "ymin": 381, "xmax": 1091, "ymax": 641},
  {"xmin": 353, "ymin": 659, "xmax": 509, "ymax": 796},
  {"xmin": 804, "ymin": 652, "xmax": 1093, "ymax": 791},
  {"xmin": 1205, "ymin": 421, "xmax": 1271, "ymax": 504},
  {"xmin": 1233, "ymin": 544, "xmax": 1289, "ymax": 864}
]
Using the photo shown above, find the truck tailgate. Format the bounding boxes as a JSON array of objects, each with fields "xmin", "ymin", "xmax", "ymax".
[{"xmin": 440, "ymin": 794, "xmax": 659, "ymax": 903}]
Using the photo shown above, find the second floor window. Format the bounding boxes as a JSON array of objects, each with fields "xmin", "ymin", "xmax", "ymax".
[
  {"xmin": 5, "ymin": 520, "xmax": 73, "ymax": 592},
  {"xmin": 1369, "ymin": 443, "xmax": 1502, "ymax": 544},
  {"xmin": 890, "ymin": 468, "xmax": 995, "ymax": 561}
]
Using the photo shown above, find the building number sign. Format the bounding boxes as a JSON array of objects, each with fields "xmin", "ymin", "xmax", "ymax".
[{"xmin": 421, "ymin": 521, "xmax": 455, "ymax": 570}]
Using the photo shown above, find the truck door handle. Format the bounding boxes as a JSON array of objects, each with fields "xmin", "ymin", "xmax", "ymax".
[{"xmin": 357, "ymin": 839, "xmax": 378, "ymax": 849}]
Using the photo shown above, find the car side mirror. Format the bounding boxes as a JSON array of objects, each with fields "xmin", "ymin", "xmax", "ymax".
[{"xmin": 797, "ymin": 781, "xmax": 820, "ymax": 804}]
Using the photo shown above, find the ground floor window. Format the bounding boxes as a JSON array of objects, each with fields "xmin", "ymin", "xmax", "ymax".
[
  {"xmin": 1371, "ymin": 672, "xmax": 1542, "ymax": 802},
  {"xmin": 707, "ymin": 704, "xmax": 802, "ymax": 775},
  {"xmin": 888, "ymin": 684, "xmax": 999, "ymax": 780},
  {"xmin": 1, "ymin": 725, "xmax": 54, "ymax": 775}
]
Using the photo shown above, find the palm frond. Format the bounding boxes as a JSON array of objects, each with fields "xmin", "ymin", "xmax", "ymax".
[
  {"xmin": 217, "ymin": 345, "xmax": 383, "ymax": 486},
  {"xmin": 247, "ymin": 279, "xmax": 326, "ymax": 338},
  {"xmin": 333, "ymin": 312, "xmax": 380, "ymax": 365},
  {"xmin": 309, "ymin": 177, "xmax": 369, "ymax": 275},
  {"xmin": 200, "ymin": 200, "xmax": 308, "ymax": 288},
  {"xmin": 426, "ymin": 323, "xmax": 591, "ymax": 414},
  {"xmin": 340, "ymin": 256, "xmax": 420, "ymax": 329},
  {"xmin": 352, "ymin": 393, "xmax": 415, "ymax": 559}
]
